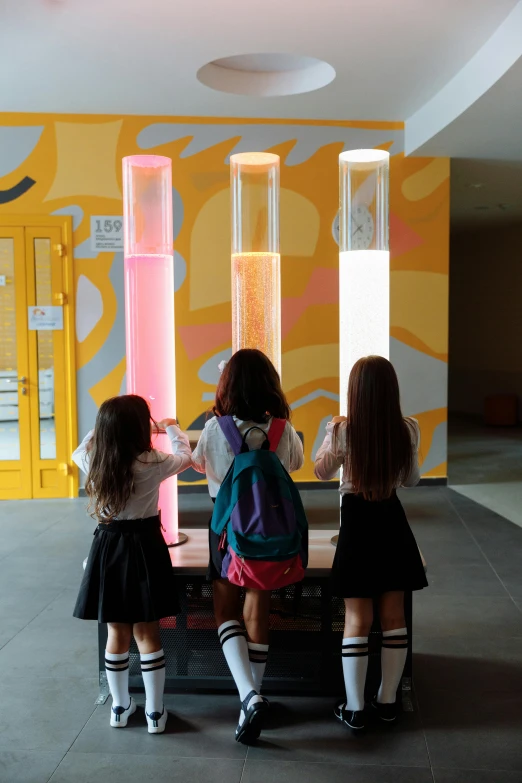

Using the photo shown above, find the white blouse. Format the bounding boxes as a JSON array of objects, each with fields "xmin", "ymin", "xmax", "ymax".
[
  {"xmin": 314, "ymin": 418, "xmax": 421, "ymax": 495},
  {"xmin": 191, "ymin": 416, "xmax": 304, "ymax": 497},
  {"xmin": 72, "ymin": 425, "xmax": 192, "ymax": 519}
]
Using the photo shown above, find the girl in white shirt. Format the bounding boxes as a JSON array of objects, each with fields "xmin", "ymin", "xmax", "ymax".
[
  {"xmin": 192, "ymin": 349, "xmax": 304, "ymax": 744},
  {"xmin": 314, "ymin": 356, "xmax": 427, "ymax": 733},
  {"xmin": 73, "ymin": 394, "xmax": 191, "ymax": 735}
]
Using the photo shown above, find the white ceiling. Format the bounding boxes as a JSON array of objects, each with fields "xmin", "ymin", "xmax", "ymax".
[
  {"xmin": 1, "ymin": 0, "xmax": 522, "ymax": 224},
  {"xmin": 0, "ymin": 0, "xmax": 518, "ymax": 122}
]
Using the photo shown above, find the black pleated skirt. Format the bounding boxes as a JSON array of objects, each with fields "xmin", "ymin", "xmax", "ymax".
[
  {"xmin": 73, "ymin": 516, "xmax": 180, "ymax": 623},
  {"xmin": 331, "ymin": 492, "xmax": 428, "ymax": 598}
]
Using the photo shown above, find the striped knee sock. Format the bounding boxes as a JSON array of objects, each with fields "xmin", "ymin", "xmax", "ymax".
[
  {"xmin": 105, "ymin": 650, "xmax": 130, "ymax": 709},
  {"xmin": 140, "ymin": 649, "xmax": 166, "ymax": 716},
  {"xmin": 218, "ymin": 621, "xmax": 257, "ymax": 701},
  {"xmin": 378, "ymin": 627, "xmax": 408, "ymax": 704},
  {"xmin": 341, "ymin": 636, "xmax": 369, "ymax": 712},
  {"xmin": 248, "ymin": 642, "xmax": 269, "ymax": 693}
]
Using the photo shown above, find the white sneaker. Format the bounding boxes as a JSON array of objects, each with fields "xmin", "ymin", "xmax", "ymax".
[
  {"xmin": 110, "ymin": 697, "xmax": 136, "ymax": 728},
  {"xmin": 146, "ymin": 707, "xmax": 168, "ymax": 734}
]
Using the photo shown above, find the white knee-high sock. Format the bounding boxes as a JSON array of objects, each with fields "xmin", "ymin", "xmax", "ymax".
[
  {"xmin": 105, "ymin": 650, "xmax": 130, "ymax": 709},
  {"xmin": 341, "ymin": 636, "xmax": 369, "ymax": 712},
  {"xmin": 140, "ymin": 649, "xmax": 166, "ymax": 716},
  {"xmin": 378, "ymin": 627, "xmax": 408, "ymax": 704},
  {"xmin": 248, "ymin": 642, "xmax": 269, "ymax": 693},
  {"xmin": 218, "ymin": 621, "xmax": 258, "ymax": 701}
]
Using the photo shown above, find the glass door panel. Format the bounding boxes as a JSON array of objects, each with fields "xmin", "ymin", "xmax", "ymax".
[
  {"xmin": 0, "ymin": 238, "xmax": 20, "ymax": 460},
  {"xmin": 0, "ymin": 228, "xmax": 31, "ymax": 498},
  {"xmin": 33, "ymin": 238, "xmax": 56, "ymax": 460},
  {"xmin": 25, "ymin": 227, "xmax": 68, "ymax": 498}
]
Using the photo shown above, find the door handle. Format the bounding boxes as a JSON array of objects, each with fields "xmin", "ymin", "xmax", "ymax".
[{"xmin": 5, "ymin": 377, "xmax": 27, "ymax": 384}]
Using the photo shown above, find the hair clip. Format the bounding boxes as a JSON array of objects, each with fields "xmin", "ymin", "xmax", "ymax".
[{"xmin": 218, "ymin": 360, "xmax": 228, "ymax": 375}]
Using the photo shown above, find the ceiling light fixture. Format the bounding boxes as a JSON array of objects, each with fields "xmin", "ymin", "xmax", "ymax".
[{"xmin": 197, "ymin": 53, "xmax": 335, "ymax": 97}]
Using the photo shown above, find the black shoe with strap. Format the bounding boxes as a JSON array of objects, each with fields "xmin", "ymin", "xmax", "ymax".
[
  {"xmin": 371, "ymin": 698, "xmax": 398, "ymax": 723},
  {"xmin": 334, "ymin": 701, "xmax": 365, "ymax": 733},
  {"xmin": 235, "ymin": 690, "xmax": 269, "ymax": 745}
]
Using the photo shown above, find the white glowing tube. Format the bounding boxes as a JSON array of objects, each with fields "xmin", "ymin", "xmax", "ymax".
[{"xmin": 339, "ymin": 150, "xmax": 389, "ymax": 414}]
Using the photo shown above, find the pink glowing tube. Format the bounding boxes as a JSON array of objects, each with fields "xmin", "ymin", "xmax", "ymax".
[
  {"xmin": 123, "ymin": 155, "xmax": 184, "ymax": 545},
  {"xmin": 230, "ymin": 152, "xmax": 281, "ymax": 374}
]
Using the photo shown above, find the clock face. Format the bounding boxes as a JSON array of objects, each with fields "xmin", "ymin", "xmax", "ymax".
[
  {"xmin": 351, "ymin": 204, "xmax": 374, "ymax": 251},
  {"xmin": 332, "ymin": 211, "xmax": 340, "ymax": 246}
]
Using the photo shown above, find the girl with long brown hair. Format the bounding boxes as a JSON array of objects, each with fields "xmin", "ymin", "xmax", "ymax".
[
  {"xmin": 315, "ymin": 356, "xmax": 427, "ymax": 733},
  {"xmin": 192, "ymin": 349, "xmax": 304, "ymax": 743},
  {"xmin": 72, "ymin": 395, "xmax": 191, "ymax": 734}
]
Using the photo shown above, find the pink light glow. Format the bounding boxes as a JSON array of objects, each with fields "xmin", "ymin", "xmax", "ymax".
[{"xmin": 123, "ymin": 156, "xmax": 178, "ymax": 543}]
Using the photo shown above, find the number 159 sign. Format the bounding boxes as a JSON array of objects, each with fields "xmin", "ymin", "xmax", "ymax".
[{"xmin": 90, "ymin": 216, "xmax": 124, "ymax": 252}]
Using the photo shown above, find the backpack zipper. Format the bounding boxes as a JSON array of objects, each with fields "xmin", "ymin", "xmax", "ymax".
[{"xmin": 219, "ymin": 530, "xmax": 227, "ymax": 551}]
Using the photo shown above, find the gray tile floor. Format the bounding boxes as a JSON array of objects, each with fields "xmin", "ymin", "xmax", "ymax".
[
  {"xmin": 0, "ymin": 487, "xmax": 521, "ymax": 782},
  {"xmin": 448, "ymin": 415, "xmax": 522, "ymax": 529}
]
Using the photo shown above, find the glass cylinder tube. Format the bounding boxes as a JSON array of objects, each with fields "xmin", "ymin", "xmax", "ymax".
[
  {"xmin": 230, "ymin": 152, "xmax": 281, "ymax": 374},
  {"xmin": 339, "ymin": 149, "xmax": 390, "ymax": 415},
  {"xmin": 123, "ymin": 155, "xmax": 178, "ymax": 544}
]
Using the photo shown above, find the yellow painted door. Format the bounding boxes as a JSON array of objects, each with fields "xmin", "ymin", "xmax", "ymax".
[
  {"xmin": 0, "ymin": 228, "xmax": 32, "ymax": 498},
  {"xmin": 0, "ymin": 219, "xmax": 77, "ymax": 499}
]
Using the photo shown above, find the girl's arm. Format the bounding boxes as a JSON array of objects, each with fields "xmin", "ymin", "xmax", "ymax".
[
  {"xmin": 72, "ymin": 430, "xmax": 94, "ymax": 474},
  {"xmin": 156, "ymin": 423, "xmax": 192, "ymax": 479},
  {"xmin": 314, "ymin": 421, "xmax": 345, "ymax": 481},
  {"xmin": 402, "ymin": 418, "xmax": 421, "ymax": 487},
  {"xmin": 191, "ymin": 425, "xmax": 208, "ymax": 474},
  {"xmin": 287, "ymin": 424, "xmax": 305, "ymax": 473}
]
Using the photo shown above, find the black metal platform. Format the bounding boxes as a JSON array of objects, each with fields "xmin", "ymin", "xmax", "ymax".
[{"xmin": 96, "ymin": 529, "xmax": 414, "ymax": 708}]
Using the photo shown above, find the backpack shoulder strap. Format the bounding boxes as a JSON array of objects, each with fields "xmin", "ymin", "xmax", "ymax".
[
  {"xmin": 216, "ymin": 416, "xmax": 244, "ymax": 456},
  {"xmin": 267, "ymin": 418, "xmax": 286, "ymax": 453}
]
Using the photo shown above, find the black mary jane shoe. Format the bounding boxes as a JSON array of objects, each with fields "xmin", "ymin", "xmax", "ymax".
[
  {"xmin": 235, "ymin": 690, "xmax": 268, "ymax": 745},
  {"xmin": 334, "ymin": 701, "xmax": 365, "ymax": 734},
  {"xmin": 371, "ymin": 698, "xmax": 398, "ymax": 723}
]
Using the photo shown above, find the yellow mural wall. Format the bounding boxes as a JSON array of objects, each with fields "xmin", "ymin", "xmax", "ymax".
[{"xmin": 0, "ymin": 113, "xmax": 449, "ymax": 482}]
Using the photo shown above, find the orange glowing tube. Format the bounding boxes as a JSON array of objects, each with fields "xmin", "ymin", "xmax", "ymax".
[{"xmin": 230, "ymin": 153, "xmax": 281, "ymax": 373}]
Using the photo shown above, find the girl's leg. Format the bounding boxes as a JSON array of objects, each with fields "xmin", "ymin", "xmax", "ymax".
[
  {"xmin": 341, "ymin": 598, "xmax": 373, "ymax": 714},
  {"xmin": 214, "ymin": 579, "xmax": 265, "ymax": 741},
  {"xmin": 243, "ymin": 589, "xmax": 271, "ymax": 692},
  {"xmin": 377, "ymin": 591, "xmax": 408, "ymax": 706},
  {"xmin": 214, "ymin": 579, "xmax": 258, "ymax": 699},
  {"xmin": 106, "ymin": 623, "xmax": 133, "ymax": 724},
  {"xmin": 134, "ymin": 621, "xmax": 167, "ymax": 732}
]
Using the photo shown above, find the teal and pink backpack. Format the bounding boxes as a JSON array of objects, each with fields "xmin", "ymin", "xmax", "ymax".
[{"xmin": 210, "ymin": 416, "xmax": 308, "ymax": 590}]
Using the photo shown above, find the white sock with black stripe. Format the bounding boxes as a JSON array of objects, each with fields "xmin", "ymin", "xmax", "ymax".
[
  {"xmin": 105, "ymin": 650, "xmax": 130, "ymax": 709},
  {"xmin": 248, "ymin": 642, "xmax": 269, "ymax": 693},
  {"xmin": 219, "ymin": 621, "xmax": 263, "ymax": 726},
  {"xmin": 378, "ymin": 627, "xmax": 408, "ymax": 704},
  {"xmin": 140, "ymin": 649, "xmax": 166, "ymax": 716},
  {"xmin": 341, "ymin": 636, "xmax": 369, "ymax": 712},
  {"xmin": 218, "ymin": 621, "xmax": 258, "ymax": 703}
]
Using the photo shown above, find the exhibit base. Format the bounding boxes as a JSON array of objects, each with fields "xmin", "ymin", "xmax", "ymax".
[
  {"xmin": 96, "ymin": 530, "xmax": 414, "ymax": 710},
  {"xmin": 167, "ymin": 532, "xmax": 189, "ymax": 547}
]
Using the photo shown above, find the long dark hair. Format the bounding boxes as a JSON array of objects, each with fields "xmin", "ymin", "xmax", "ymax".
[
  {"xmin": 85, "ymin": 395, "xmax": 154, "ymax": 521},
  {"xmin": 337, "ymin": 356, "xmax": 414, "ymax": 501},
  {"xmin": 213, "ymin": 349, "xmax": 291, "ymax": 423}
]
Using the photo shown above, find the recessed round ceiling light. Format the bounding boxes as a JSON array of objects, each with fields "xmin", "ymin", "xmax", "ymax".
[{"xmin": 197, "ymin": 52, "xmax": 336, "ymax": 97}]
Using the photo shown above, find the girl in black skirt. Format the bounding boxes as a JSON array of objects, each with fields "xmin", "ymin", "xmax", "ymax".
[
  {"xmin": 191, "ymin": 349, "xmax": 304, "ymax": 744},
  {"xmin": 314, "ymin": 356, "xmax": 427, "ymax": 733},
  {"xmin": 72, "ymin": 395, "xmax": 191, "ymax": 734}
]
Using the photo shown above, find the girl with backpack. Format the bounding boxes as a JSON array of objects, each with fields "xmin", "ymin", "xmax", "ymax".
[
  {"xmin": 72, "ymin": 395, "xmax": 191, "ymax": 734},
  {"xmin": 314, "ymin": 356, "xmax": 427, "ymax": 733},
  {"xmin": 192, "ymin": 348, "xmax": 306, "ymax": 744}
]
